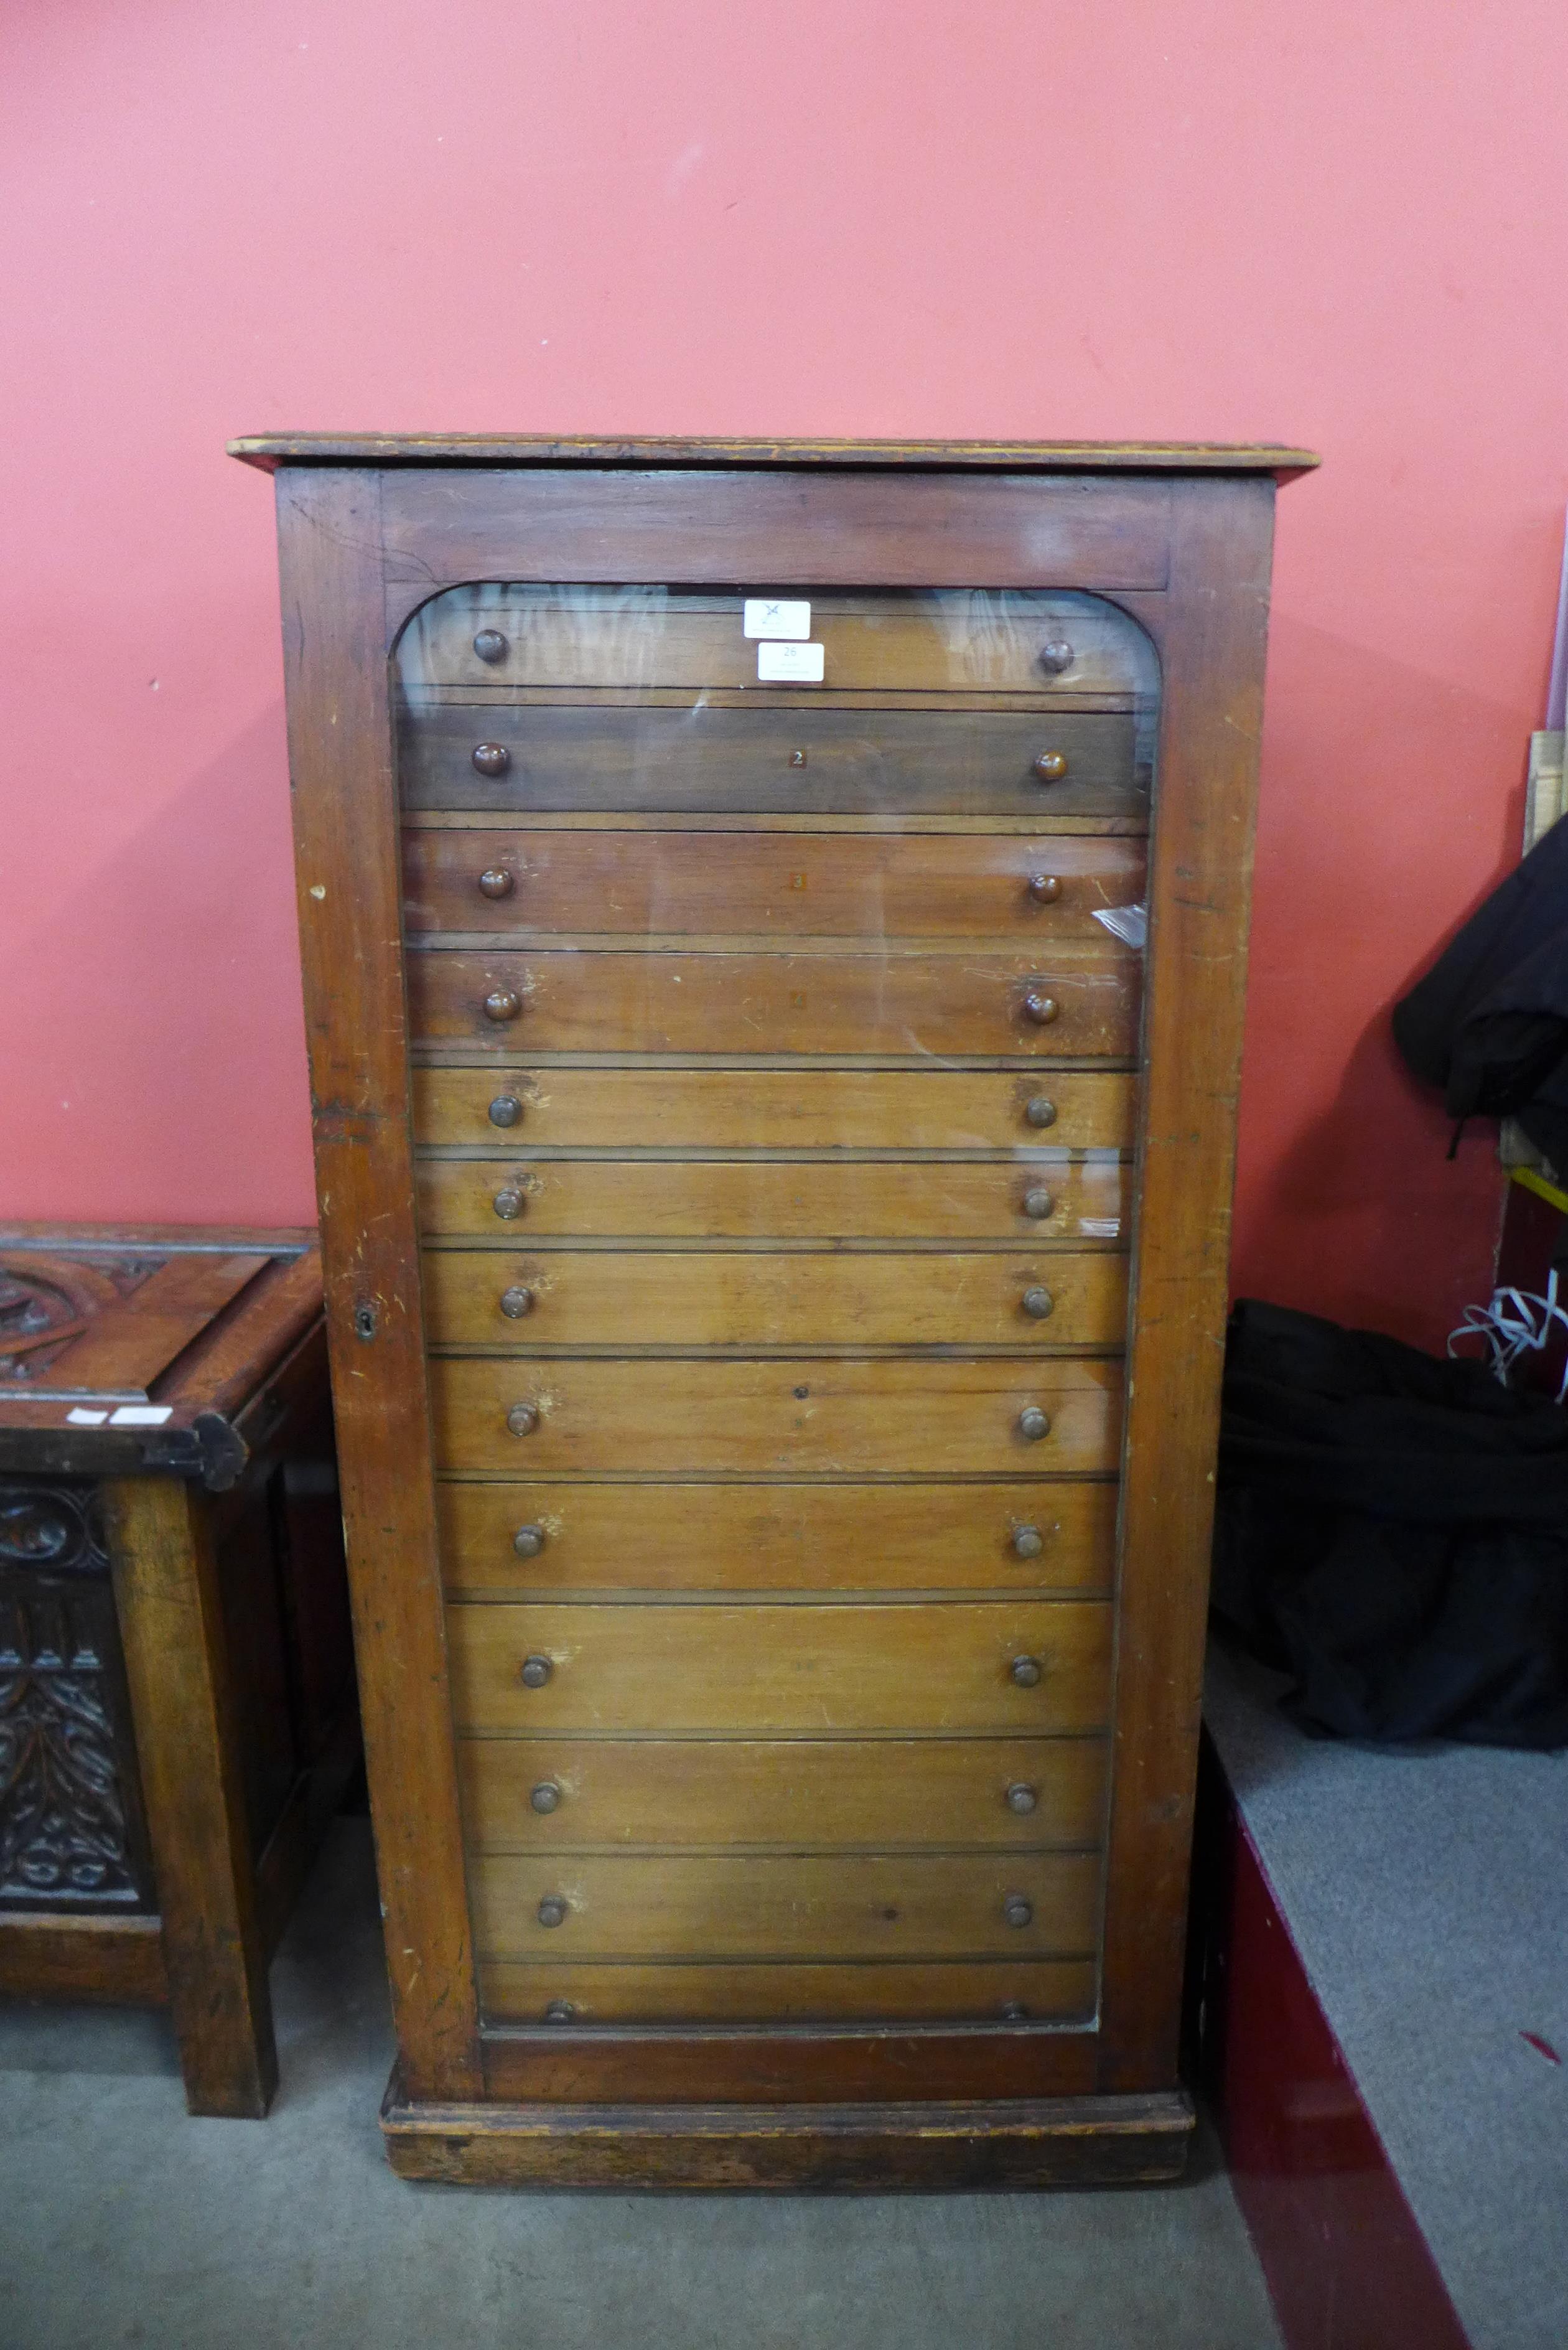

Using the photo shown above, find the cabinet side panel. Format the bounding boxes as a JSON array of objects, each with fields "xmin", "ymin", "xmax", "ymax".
[
  {"xmin": 274, "ymin": 467, "xmax": 480, "ymax": 2099},
  {"xmin": 1099, "ymin": 475, "xmax": 1276, "ymax": 2092}
]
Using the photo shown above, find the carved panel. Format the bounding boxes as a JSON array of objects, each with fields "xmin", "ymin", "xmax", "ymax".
[
  {"xmin": 0, "ymin": 1252, "xmax": 163, "ymax": 1387},
  {"xmin": 0, "ymin": 1479, "xmax": 155, "ymax": 1911}
]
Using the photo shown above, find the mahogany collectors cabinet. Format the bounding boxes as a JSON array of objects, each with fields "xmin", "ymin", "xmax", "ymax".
[{"xmin": 234, "ymin": 434, "xmax": 1314, "ymax": 2188}]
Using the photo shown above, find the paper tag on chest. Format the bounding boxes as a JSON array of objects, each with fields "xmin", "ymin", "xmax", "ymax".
[
  {"xmin": 757, "ymin": 641, "xmax": 825, "ymax": 683},
  {"xmin": 744, "ymin": 598, "xmax": 811, "ymax": 640}
]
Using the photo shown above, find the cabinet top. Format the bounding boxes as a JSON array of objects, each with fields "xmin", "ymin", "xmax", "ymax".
[{"xmin": 227, "ymin": 433, "xmax": 1318, "ymax": 483}]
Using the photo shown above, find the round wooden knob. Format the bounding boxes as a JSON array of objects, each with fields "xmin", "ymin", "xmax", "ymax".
[
  {"xmin": 1021, "ymin": 1187, "xmax": 1055, "ymax": 1221},
  {"xmin": 543, "ymin": 1999, "xmax": 576, "ymax": 2023},
  {"xmin": 493, "ymin": 1188, "xmax": 525, "ymax": 1220},
  {"xmin": 1023, "ymin": 991, "xmax": 1060, "ymax": 1026},
  {"xmin": 473, "ymin": 629, "xmax": 508, "ymax": 663},
  {"xmin": 1010, "ymin": 1655, "xmax": 1043, "ymax": 1687},
  {"xmin": 1018, "ymin": 1406, "xmax": 1052, "ymax": 1442},
  {"xmin": 520, "ymin": 1653, "xmax": 553, "ymax": 1687},
  {"xmin": 513, "ymin": 1524, "xmax": 546, "ymax": 1559},
  {"xmin": 488, "ymin": 1094, "xmax": 523, "ymax": 1128},
  {"xmin": 530, "ymin": 1782, "xmax": 561, "ymax": 1814},
  {"xmin": 472, "ymin": 742, "xmax": 511, "ymax": 777},
  {"xmin": 1021, "ymin": 1286, "xmax": 1054, "ymax": 1321},
  {"xmin": 1032, "ymin": 750, "xmax": 1069, "ymax": 784},
  {"xmin": 1004, "ymin": 1894, "xmax": 1034, "ymax": 1928},
  {"xmin": 483, "ymin": 988, "xmax": 521, "ymax": 1023},
  {"xmin": 1023, "ymin": 1097, "xmax": 1057, "ymax": 1130},
  {"xmin": 1012, "ymin": 1524, "xmax": 1044, "ymax": 1559},
  {"xmin": 506, "ymin": 1403, "xmax": 539, "ymax": 1437},
  {"xmin": 536, "ymin": 1896, "xmax": 567, "ymax": 1929},
  {"xmin": 499, "ymin": 1285, "xmax": 534, "ymax": 1319},
  {"xmin": 1006, "ymin": 1782, "xmax": 1038, "ymax": 1815},
  {"xmin": 1038, "ymin": 642, "xmax": 1074, "ymax": 675},
  {"xmin": 1027, "ymin": 874, "xmax": 1062, "ymax": 905},
  {"xmin": 478, "ymin": 867, "xmax": 515, "ymax": 899}
]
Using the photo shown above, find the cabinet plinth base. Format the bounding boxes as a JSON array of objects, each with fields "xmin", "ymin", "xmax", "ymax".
[{"xmin": 380, "ymin": 2076, "xmax": 1194, "ymax": 2191}]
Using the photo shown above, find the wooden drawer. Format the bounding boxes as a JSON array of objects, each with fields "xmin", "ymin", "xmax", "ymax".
[
  {"xmin": 431, "ymin": 1357, "xmax": 1122, "ymax": 1476},
  {"xmin": 416, "ymin": 1156, "xmax": 1129, "ymax": 1242},
  {"xmin": 423, "ymin": 1248, "xmax": 1128, "ymax": 1351},
  {"xmin": 468, "ymin": 1848, "xmax": 1102, "ymax": 1961},
  {"xmin": 412, "ymin": 1067, "xmax": 1137, "ymax": 1153},
  {"xmin": 436, "ymin": 1478, "xmax": 1121, "ymax": 1595},
  {"xmin": 396, "ymin": 584, "xmax": 1156, "ymax": 697},
  {"xmin": 446, "ymin": 1599, "xmax": 1112, "ymax": 1734},
  {"xmin": 403, "ymin": 829, "xmax": 1147, "ymax": 941},
  {"xmin": 479, "ymin": 1956, "xmax": 1097, "ymax": 2025},
  {"xmin": 397, "ymin": 703, "xmax": 1142, "ymax": 818},
  {"xmin": 459, "ymin": 1734, "xmax": 1109, "ymax": 1851},
  {"xmin": 406, "ymin": 943, "xmax": 1141, "ymax": 1057}
]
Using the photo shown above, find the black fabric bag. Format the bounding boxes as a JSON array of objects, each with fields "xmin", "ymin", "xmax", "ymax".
[
  {"xmin": 1392, "ymin": 811, "xmax": 1568, "ymax": 1168},
  {"xmin": 1211, "ymin": 1298, "xmax": 1568, "ymax": 1748}
]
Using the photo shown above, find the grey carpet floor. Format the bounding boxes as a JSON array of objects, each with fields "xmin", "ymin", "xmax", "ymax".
[
  {"xmin": 0, "ymin": 1819, "xmax": 1281, "ymax": 2350},
  {"xmin": 1206, "ymin": 1642, "xmax": 1568, "ymax": 2350}
]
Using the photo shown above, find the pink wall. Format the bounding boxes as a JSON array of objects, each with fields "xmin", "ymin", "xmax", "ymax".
[{"xmin": 4, "ymin": 2, "xmax": 1566, "ymax": 1349}]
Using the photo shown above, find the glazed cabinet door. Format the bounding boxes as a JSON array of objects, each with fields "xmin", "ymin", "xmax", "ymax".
[{"xmin": 396, "ymin": 577, "xmax": 1156, "ymax": 2038}]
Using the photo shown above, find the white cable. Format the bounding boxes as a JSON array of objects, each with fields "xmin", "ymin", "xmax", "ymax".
[{"xmin": 1448, "ymin": 1267, "xmax": 1568, "ymax": 1402}]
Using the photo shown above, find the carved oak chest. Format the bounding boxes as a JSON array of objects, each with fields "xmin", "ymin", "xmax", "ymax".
[
  {"xmin": 234, "ymin": 434, "xmax": 1314, "ymax": 2186},
  {"xmin": 0, "ymin": 1227, "xmax": 357, "ymax": 2114}
]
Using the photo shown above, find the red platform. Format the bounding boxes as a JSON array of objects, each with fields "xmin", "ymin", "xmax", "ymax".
[{"xmin": 1192, "ymin": 1740, "xmax": 1471, "ymax": 2350}]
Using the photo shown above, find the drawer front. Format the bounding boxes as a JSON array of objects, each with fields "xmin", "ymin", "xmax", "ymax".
[
  {"xmin": 468, "ymin": 1848, "xmax": 1102, "ymax": 1960},
  {"xmin": 436, "ymin": 1478, "xmax": 1120, "ymax": 1595},
  {"xmin": 416, "ymin": 1156, "xmax": 1129, "ymax": 1242},
  {"xmin": 423, "ymin": 1248, "xmax": 1128, "ymax": 1351},
  {"xmin": 412, "ymin": 1067, "xmax": 1137, "ymax": 1153},
  {"xmin": 459, "ymin": 1734, "xmax": 1109, "ymax": 1850},
  {"xmin": 446, "ymin": 1599, "xmax": 1112, "ymax": 1734},
  {"xmin": 398, "ymin": 584, "xmax": 1154, "ymax": 697},
  {"xmin": 407, "ymin": 945, "xmax": 1141, "ymax": 1057},
  {"xmin": 403, "ymin": 829, "xmax": 1147, "ymax": 941},
  {"xmin": 398, "ymin": 704, "xmax": 1142, "ymax": 818},
  {"xmin": 431, "ymin": 1357, "xmax": 1122, "ymax": 1476},
  {"xmin": 478, "ymin": 1956, "xmax": 1097, "ymax": 2025}
]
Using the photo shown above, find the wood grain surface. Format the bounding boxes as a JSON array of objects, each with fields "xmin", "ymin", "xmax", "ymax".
[
  {"xmin": 1095, "ymin": 474, "xmax": 1277, "ymax": 2095},
  {"xmin": 468, "ymin": 1848, "xmax": 1101, "ymax": 1962},
  {"xmin": 403, "ymin": 827, "xmax": 1147, "ymax": 941},
  {"xmin": 477, "ymin": 1956, "xmax": 1098, "ymax": 2026},
  {"xmin": 397, "ymin": 701, "xmax": 1141, "ymax": 817},
  {"xmin": 396, "ymin": 584, "xmax": 1155, "ymax": 696},
  {"xmin": 416, "ymin": 1156, "xmax": 1130, "ymax": 1242},
  {"xmin": 446, "ymin": 1598, "xmax": 1111, "ymax": 1735},
  {"xmin": 435, "ymin": 1476, "xmax": 1120, "ymax": 1595},
  {"xmin": 431, "ymin": 1354, "xmax": 1123, "ymax": 1476},
  {"xmin": 412, "ymin": 1065, "xmax": 1137, "ymax": 1152},
  {"xmin": 376, "ymin": 468, "xmax": 1177, "ymax": 606},
  {"xmin": 381, "ymin": 2081, "xmax": 1192, "ymax": 2184},
  {"xmin": 273, "ymin": 467, "xmax": 481, "ymax": 2099},
  {"xmin": 103, "ymin": 1477, "xmax": 277, "ymax": 2117},
  {"xmin": 235, "ymin": 429, "xmax": 1316, "ymax": 477},
  {"xmin": 406, "ymin": 942, "xmax": 1141, "ymax": 1057},
  {"xmin": 458, "ymin": 1733, "xmax": 1109, "ymax": 1850},
  {"xmin": 421, "ymin": 1246, "xmax": 1128, "ymax": 1351},
  {"xmin": 0, "ymin": 1913, "xmax": 167, "ymax": 2007}
]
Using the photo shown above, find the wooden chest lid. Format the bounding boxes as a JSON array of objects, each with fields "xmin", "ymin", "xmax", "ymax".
[{"xmin": 0, "ymin": 1226, "xmax": 322, "ymax": 1488}]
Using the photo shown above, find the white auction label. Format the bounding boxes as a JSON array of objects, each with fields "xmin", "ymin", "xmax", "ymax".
[
  {"xmin": 108, "ymin": 1404, "xmax": 174, "ymax": 1426},
  {"xmin": 757, "ymin": 641, "xmax": 825, "ymax": 683},
  {"xmin": 744, "ymin": 598, "xmax": 811, "ymax": 640},
  {"xmin": 65, "ymin": 1407, "xmax": 109, "ymax": 1425}
]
